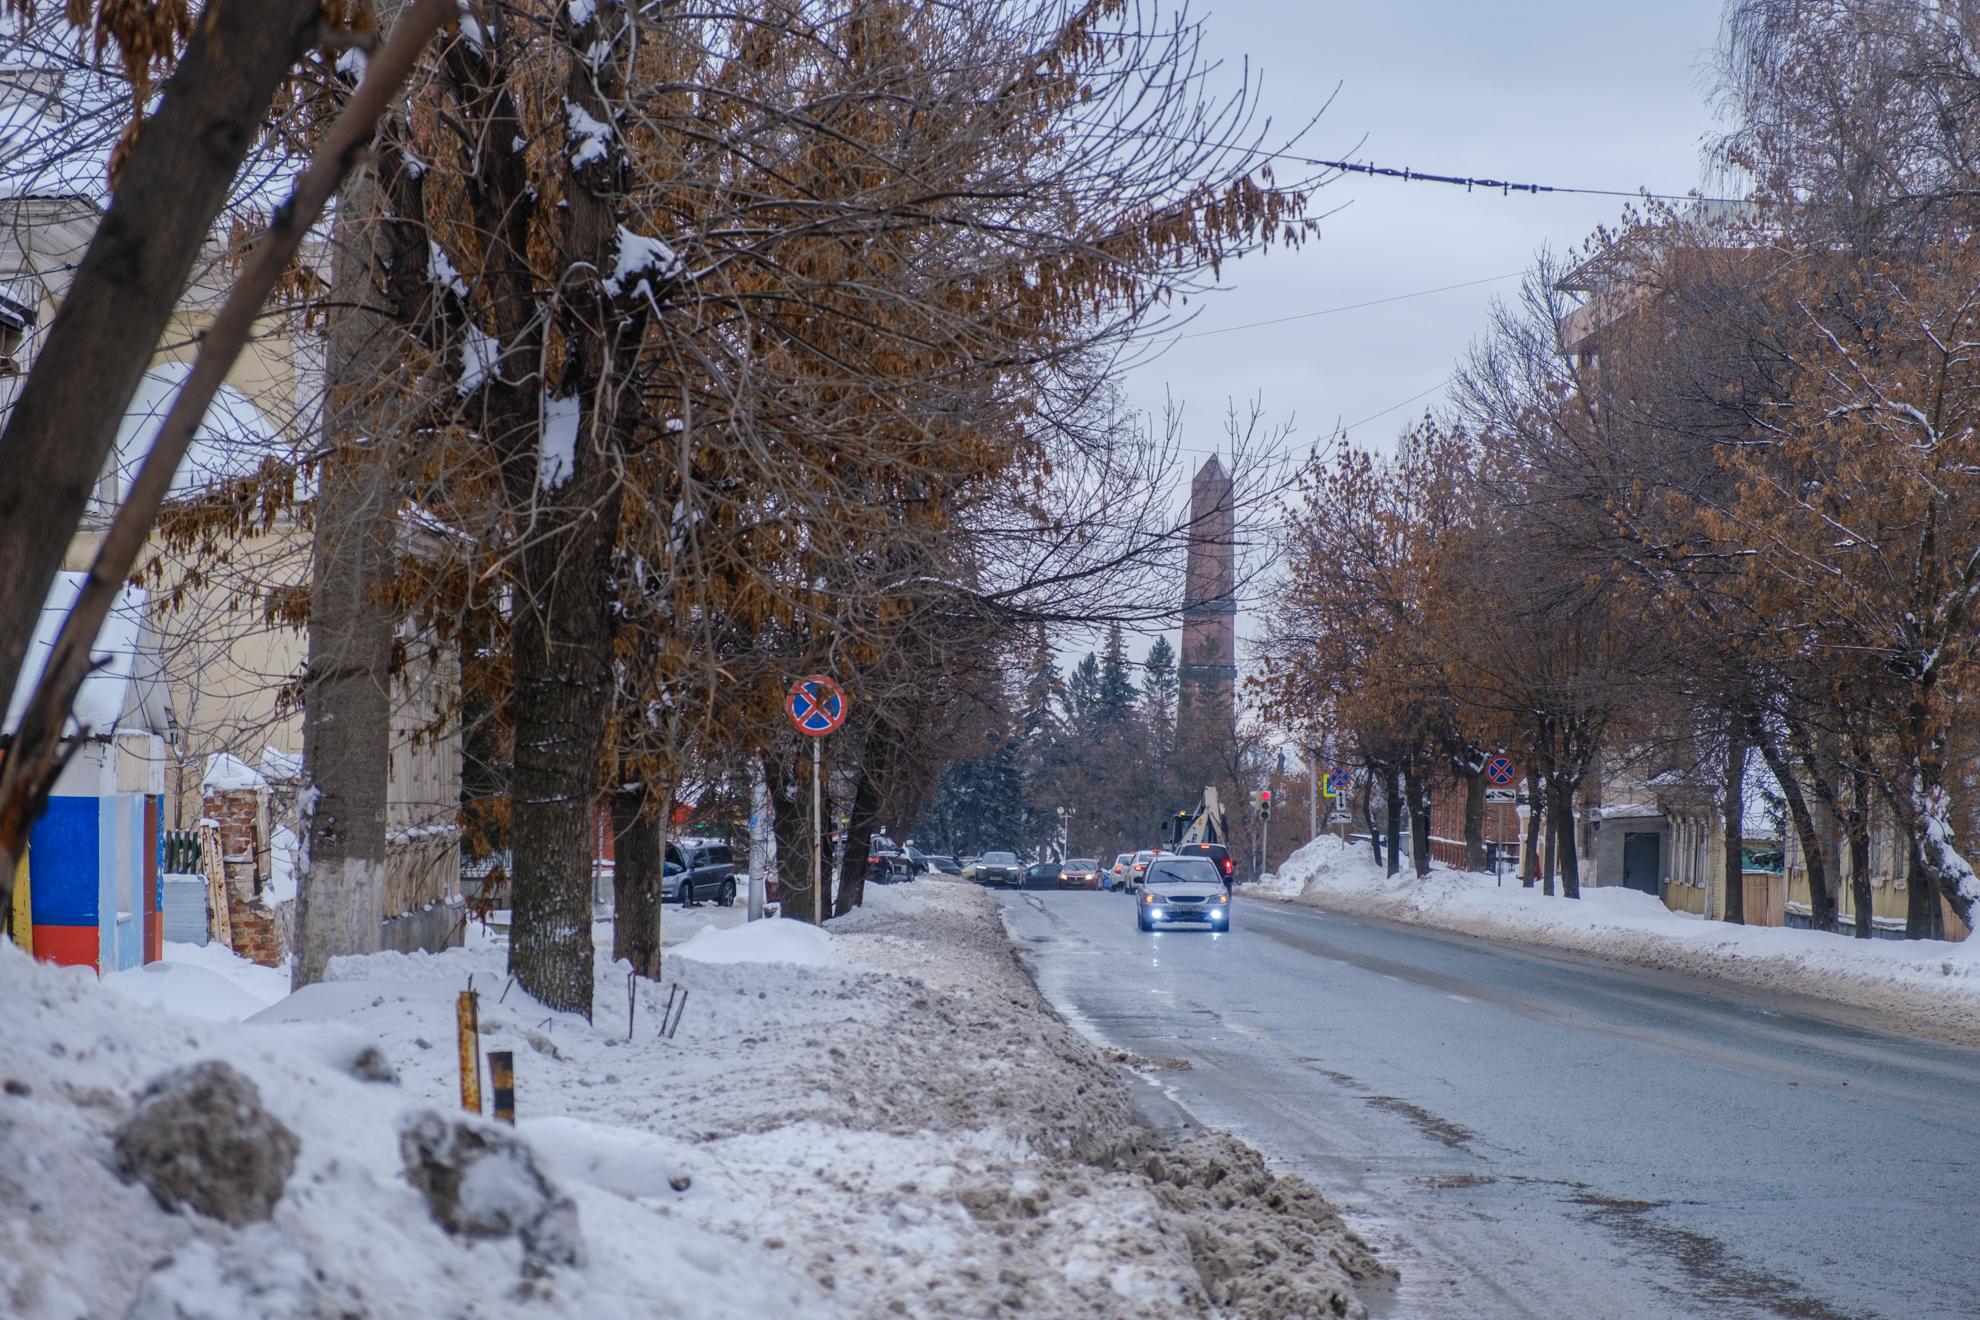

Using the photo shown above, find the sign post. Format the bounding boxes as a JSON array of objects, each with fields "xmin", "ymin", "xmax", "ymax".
[
  {"xmin": 1328, "ymin": 766, "xmax": 1351, "ymax": 841},
  {"xmin": 1484, "ymin": 756, "xmax": 1519, "ymax": 885},
  {"xmin": 785, "ymin": 675, "xmax": 849, "ymax": 925}
]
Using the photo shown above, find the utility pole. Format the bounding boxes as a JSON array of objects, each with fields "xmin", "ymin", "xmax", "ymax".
[{"xmin": 1308, "ymin": 745, "xmax": 1318, "ymax": 845}]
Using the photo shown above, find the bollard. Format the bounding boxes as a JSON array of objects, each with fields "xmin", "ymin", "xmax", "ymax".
[
  {"xmin": 456, "ymin": 986, "xmax": 482, "ymax": 1114},
  {"xmin": 487, "ymin": 1050, "xmax": 515, "ymax": 1125}
]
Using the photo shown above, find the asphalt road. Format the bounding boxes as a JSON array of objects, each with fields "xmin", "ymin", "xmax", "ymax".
[{"xmin": 998, "ymin": 889, "xmax": 1980, "ymax": 1320}]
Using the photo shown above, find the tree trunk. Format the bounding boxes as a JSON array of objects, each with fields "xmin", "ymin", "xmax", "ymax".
[
  {"xmin": 1541, "ymin": 781, "xmax": 1558, "ymax": 896},
  {"xmin": 293, "ymin": 165, "xmax": 400, "ymax": 988},
  {"xmin": 1908, "ymin": 774, "xmax": 1972, "ymax": 934},
  {"xmin": 1751, "ymin": 721, "xmax": 1834, "ymax": 933},
  {"xmin": 1404, "ymin": 763, "xmax": 1431, "ymax": 878},
  {"xmin": 1905, "ymin": 835, "xmax": 1938, "ymax": 939},
  {"xmin": 765, "ymin": 748, "xmax": 806, "ymax": 918},
  {"xmin": 1847, "ymin": 769, "xmax": 1873, "ymax": 939},
  {"xmin": 1383, "ymin": 767, "xmax": 1403, "ymax": 877},
  {"xmin": 0, "ymin": 0, "xmax": 325, "ymax": 714},
  {"xmin": 610, "ymin": 787, "xmax": 664, "ymax": 980},
  {"xmin": 781, "ymin": 742, "xmax": 833, "ymax": 925},
  {"xmin": 506, "ymin": 565, "xmax": 616, "ymax": 1017},
  {"xmin": 1461, "ymin": 766, "xmax": 1487, "ymax": 871},
  {"xmin": 505, "ymin": 8, "xmax": 646, "ymax": 1014},
  {"xmin": 1549, "ymin": 776, "xmax": 1580, "ymax": 898},
  {"xmin": 503, "ymin": 441, "xmax": 623, "ymax": 1014},
  {"xmin": 1523, "ymin": 769, "xmax": 1543, "ymax": 888},
  {"xmin": 1362, "ymin": 773, "xmax": 1382, "ymax": 866},
  {"xmin": 1721, "ymin": 722, "xmax": 1747, "ymax": 926},
  {"xmin": 834, "ymin": 751, "xmax": 881, "ymax": 918}
]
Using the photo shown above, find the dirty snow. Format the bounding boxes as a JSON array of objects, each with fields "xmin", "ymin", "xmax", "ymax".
[
  {"xmin": 1249, "ymin": 834, "xmax": 1980, "ymax": 1045},
  {"xmin": 1, "ymin": 880, "xmax": 1378, "ymax": 1318}
]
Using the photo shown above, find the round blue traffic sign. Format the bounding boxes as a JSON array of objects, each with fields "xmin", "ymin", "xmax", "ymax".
[
  {"xmin": 786, "ymin": 675, "xmax": 848, "ymax": 737},
  {"xmin": 1486, "ymin": 755, "xmax": 1518, "ymax": 787}
]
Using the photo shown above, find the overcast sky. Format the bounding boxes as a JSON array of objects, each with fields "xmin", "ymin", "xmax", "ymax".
[{"xmin": 1105, "ymin": 0, "xmax": 1730, "ymax": 670}]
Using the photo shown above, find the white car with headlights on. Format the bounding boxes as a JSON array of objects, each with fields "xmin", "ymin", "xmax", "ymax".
[{"xmin": 1135, "ymin": 856, "xmax": 1232, "ymax": 932}]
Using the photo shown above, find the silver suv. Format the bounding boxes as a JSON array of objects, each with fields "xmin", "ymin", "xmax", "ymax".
[{"xmin": 667, "ymin": 839, "xmax": 737, "ymax": 906}]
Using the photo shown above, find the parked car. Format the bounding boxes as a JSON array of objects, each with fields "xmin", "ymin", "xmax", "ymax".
[
  {"xmin": 920, "ymin": 853, "xmax": 964, "ymax": 877},
  {"xmin": 1022, "ymin": 860, "xmax": 1063, "ymax": 889},
  {"xmin": 863, "ymin": 835, "xmax": 914, "ymax": 886},
  {"xmin": 667, "ymin": 839, "xmax": 738, "ymax": 906},
  {"xmin": 1125, "ymin": 848, "xmax": 1169, "ymax": 892},
  {"xmin": 964, "ymin": 851, "xmax": 1023, "ymax": 886},
  {"xmin": 1107, "ymin": 853, "xmax": 1134, "ymax": 891},
  {"xmin": 1135, "ymin": 856, "xmax": 1231, "ymax": 932},
  {"xmin": 1176, "ymin": 842, "xmax": 1235, "ymax": 887},
  {"xmin": 1059, "ymin": 858, "xmax": 1102, "ymax": 889}
]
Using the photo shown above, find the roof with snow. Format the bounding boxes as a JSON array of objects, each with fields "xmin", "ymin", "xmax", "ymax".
[
  {"xmin": 3, "ymin": 571, "xmax": 172, "ymax": 740},
  {"xmin": 103, "ymin": 362, "xmax": 285, "ymax": 505}
]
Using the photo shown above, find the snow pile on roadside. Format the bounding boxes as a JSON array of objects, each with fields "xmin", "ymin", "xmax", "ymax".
[
  {"xmin": 1245, "ymin": 833, "xmax": 1366, "ymax": 898},
  {"xmin": 671, "ymin": 915, "xmax": 833, "ymax": 966},
  {"xmin": 1248, "ymin": 836, "xmax": 1980, "ymax": 1043},
  {"xmin": 102, "ymin": 939, "xmax": 292, "ymax": 1022},
  {"xmin": 2, "ymin": 879, "xmax": 1381, "ymax": 1318}
]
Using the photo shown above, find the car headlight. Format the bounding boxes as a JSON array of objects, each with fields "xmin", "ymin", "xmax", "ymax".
[
  {"xmin": 1214, "ymin": 892, "xmax": 1228, "ymax": 904},
  {"xmin": 1141, "ymin": 891, "xmax": 1156, "ymax": 904}
]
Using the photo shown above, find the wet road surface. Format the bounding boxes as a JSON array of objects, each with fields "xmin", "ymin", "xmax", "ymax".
[{"xmin": 998, "ymin": 889, "xmax": 1980, "ymax": 1320}]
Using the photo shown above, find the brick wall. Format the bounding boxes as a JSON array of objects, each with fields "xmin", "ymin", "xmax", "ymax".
[{"xmin": 206, "ymin": 784, "xmax": 289, "ymax": 969}]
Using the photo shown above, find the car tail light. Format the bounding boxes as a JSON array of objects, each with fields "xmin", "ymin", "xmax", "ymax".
[
  {"xmin": 867, "ymin": 855, "xmax": 880, "ymax": 864},
  {"xmin": 1221, "ymin": 858, "xmax": 1233, "ymax": 876}
]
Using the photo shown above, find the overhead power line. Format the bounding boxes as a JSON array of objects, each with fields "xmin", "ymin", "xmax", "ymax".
[
  {"xmin": 1294, "ymin": 153, "xmax": 1742, "ymax": 207},
  {"xmin": 1169, "ymin": 271, "xmax": 1520, "ymax": 341},
  {"xmin": 1341, "ymin": 377, "xmax": 1454, "ymax": 433}
]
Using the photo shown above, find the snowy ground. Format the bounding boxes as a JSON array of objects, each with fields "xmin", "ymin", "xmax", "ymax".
[
  {"xmin": 1247, "ymin": 835, "xmax": 1980, "ymax": 1045},
  {"xmin": 4, "ymin": 879, "xmax": 1379, "ymax": 1318}
]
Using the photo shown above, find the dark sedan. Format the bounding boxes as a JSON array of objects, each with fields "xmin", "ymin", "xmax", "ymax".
[
  {"xmin": 1022, "ymin": 860, "xmax": 1063, "ymax": 889},
  {"xmin": 965, "ymin": 851, "xmax": 1024, "ymax": 886}
]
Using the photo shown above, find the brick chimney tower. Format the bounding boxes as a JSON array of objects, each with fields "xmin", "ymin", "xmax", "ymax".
[{"xmin": 1177, "ymin": 456, "xmax": 1236, "ymax": 754}]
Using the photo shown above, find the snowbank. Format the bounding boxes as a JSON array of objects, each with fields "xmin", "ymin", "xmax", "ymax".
[
  {"xmin": 3, "ymin": 879, "xmax": 1380, "ymax": 1318},
  {"xmin": 672, "ymin": 915, "xmax": 831, "ymax": 966},
  {"xmin": 1248, "ymin": 834, "xmax": 1980, "ymax": 1044},
  {"xmin": 103, "ymin": 940, "xmax": 291, "ymax": 1022}
]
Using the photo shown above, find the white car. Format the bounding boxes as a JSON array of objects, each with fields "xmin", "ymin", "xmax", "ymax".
[
  {"xmin": 1107, "ymin": 853, "xmax": 1134, "ymax": 891},
  {"xmin": 1135, "ymin": 856, "xmax": 1231, "ymax": 932},
  {"xmin": 1125, "ymin": 848, "xmax": 1170, "ymax": 892}
]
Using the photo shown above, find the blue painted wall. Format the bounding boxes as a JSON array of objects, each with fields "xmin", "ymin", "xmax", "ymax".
[{"xmin": 28, "ymin": 796, "xmax": 98, "ymax": 926}]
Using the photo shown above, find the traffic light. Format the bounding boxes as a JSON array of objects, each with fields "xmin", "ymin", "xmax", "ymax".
[
  {"xmin": 1249, "ymin": 789, "xmax": 1263, "ymax": 812},
  {"xmin": 1259, "ymin": 788, "xmax": 1272, "ymax": 820}
]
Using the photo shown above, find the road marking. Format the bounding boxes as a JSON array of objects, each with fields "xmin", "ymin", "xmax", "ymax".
[{"xmin": 1447, "ymin": 994, "xmax": 1474, "ymax": 1004}]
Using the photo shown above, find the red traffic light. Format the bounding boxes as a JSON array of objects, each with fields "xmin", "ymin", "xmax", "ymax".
[{"xmin": 1260, "ymin": 789, "xmax": 1271, "ymax": 802}]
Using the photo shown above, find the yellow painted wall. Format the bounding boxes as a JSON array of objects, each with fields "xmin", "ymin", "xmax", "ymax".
[{"xmin": 9, "ymin": 851, "xmax": 30, "ymax": 954}]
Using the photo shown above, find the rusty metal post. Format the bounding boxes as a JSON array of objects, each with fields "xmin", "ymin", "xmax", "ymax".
[
  {"xmin": 488, "ymin": 1050, "xmax": 515, "ymax": 1124},
  {"xmin": 456, "ymin": 987, "xmax": 482, "ymax": 1114}
]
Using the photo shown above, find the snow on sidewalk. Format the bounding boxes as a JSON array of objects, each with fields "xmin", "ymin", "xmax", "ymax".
[
  {"xmin": 1247, "ymin": 835, "xmax": 1980, "ymax": 1043},
  {"xmin": 1, "ymin": 878, "xmax": 1381, "ymax": 1319}
]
